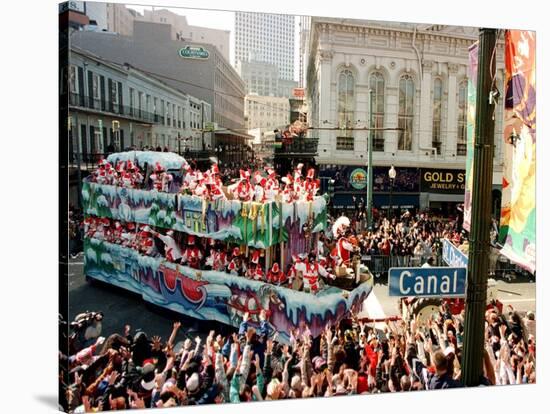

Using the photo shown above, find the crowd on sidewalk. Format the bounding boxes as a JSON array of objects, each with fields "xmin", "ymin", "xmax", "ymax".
[{"xmin": 61, "ymin": 301, "xmax": 536, "ymax": 412}]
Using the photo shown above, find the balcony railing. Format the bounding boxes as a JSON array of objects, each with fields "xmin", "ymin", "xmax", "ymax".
[
  {"xmin": 69, "ymin": 93, "xmax": 161, "ymax": 125},
  {"xmin": 274, "ymin": 137, "xmax": 319, "ymax": 156}
]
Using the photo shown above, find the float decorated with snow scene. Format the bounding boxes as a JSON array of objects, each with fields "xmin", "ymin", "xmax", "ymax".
[{"xmin": 82, "ymin": 151, "xmax": 372, "ymax": 342}]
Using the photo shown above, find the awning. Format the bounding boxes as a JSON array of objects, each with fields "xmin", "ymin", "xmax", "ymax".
[
  {"xmin": 374, "ymin": 194, "xmax": 420, "ymax": 209},
  {"xmin": 214, "ymin": 129, "xmax": 254, "ymax": 140},
  {"xmin": 427, "ymin": 193, "xmax": 465, "ymax": 202},
  {"xmin": 330, "ymin": 193, "xmax": 419, "ymax": 209}
]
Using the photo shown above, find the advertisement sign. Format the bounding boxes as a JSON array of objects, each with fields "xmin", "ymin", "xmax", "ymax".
[
  {"xmin": 320, "ymin": 165, "xmax": 420, "ymax": 193},
  {"xmin": 389, "ymin": 267, "xmax": 467, "ymax": 297},
  {"xmin": 178, "ymin": 46, "xmax": 210, "ymax": 59},
  {"xmin": 349, "ymin": 168, "xmax": 367, "ymax": 190},
  {"xmin": 442, "ymin": 238, "xmax": 468, "ymax": 268},
  {"xmin": 420, "ymin": 169, "xmax": 466, "ymax": 194}
]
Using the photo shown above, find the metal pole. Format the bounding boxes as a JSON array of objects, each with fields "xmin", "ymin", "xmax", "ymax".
[
  {"xmin": 461, "ymin": 28, "xmax": 497, "ymax": 387},
  {"xmin": 73, "ymin": 113, "xmax": 83, "ymax": 211},
  {"xmin": 389, "ymin": 179, "xmax": 393, "ymax": 219},
  {"xmin": 367, "ymin": 89, "xmax": 374, "ymax": 230}
]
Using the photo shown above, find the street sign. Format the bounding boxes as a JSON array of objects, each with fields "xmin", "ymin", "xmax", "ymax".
[
  {"xmin": 203, "ymin": 122, "xmax": 216, "ymax": 132},
  {"xmin": 388, "ymin": 267, "xmax": 467, "ymax": 297},
  {"xmin": 442, "ymin": 238, "xmax": 468, "ymax": 267},
  {"xmin": 178, "ymin": 46, "xmax": 210, "ymax": 59}
]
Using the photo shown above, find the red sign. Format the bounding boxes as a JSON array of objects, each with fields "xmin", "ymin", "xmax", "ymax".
[{"xmin": 292, "ymin": 88, "xmax": 305, "ymax": 97}]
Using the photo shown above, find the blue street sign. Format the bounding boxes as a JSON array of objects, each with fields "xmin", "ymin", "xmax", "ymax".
[
  {"xmin": 388, "ymin": 267, "xmax": 467, "ymax": 297},
  {"xmin": 442, "ymin": 238, "xmax": 468, "ymax": 268}
]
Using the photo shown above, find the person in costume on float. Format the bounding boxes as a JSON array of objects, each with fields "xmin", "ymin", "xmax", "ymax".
[
  {"xmin": 229, "ymin": 169, "xmax": 254, "ymax": 201},
  {"xmin": 182, "ymin": 235, "xmax": 202, "ymax": 269},
  {"xmin": 253, "ymin": 171, "xmax": 267, "ymax": 203},
  {"xmin": 150, "ymin": 162, "xmax": 173, "ymax": 192},
  {"xmin": 266, "ymin": 262, "xmax": 287, "ymax": 285},
  {"xmin": 293, "ymin": 163, "xmax": 305, "ymax": 201},
  {"xmin": 281, "ymin": 174, "xmax": 295, "ymax": 203},
  {"xmin": 330, "ymin": 216, "xmax": 358, "ymax": 275},
  {"xmin": 149, "ymin": 228, "xmax": 183, "ymax": 263},
  {"xmin": 227, "ymin": 247, "xmax": 242, "ymax": 276},
  {"xmin": 304, "ymin": 168, "xmax": 320, "ymax": 202},
  {"xmin": 138, "ymin": 225, "xmax": 156, "ymax": 257},
  {"xmin": 209, "ymin": 163, "xmax": 227, "ymax": 201},
  {"xmin": 264, "ymin": 167, "xmax": 279, "ymax": 201},
  {"xmin": 301, "ymin": 252, "xmax": 335, "ymax": 294}
]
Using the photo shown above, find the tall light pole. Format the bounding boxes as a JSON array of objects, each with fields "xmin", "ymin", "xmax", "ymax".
[
  {"xmin": 388, "ymin": 165, "xmax": 396, "ymax": 219},
  {"xmin": 367, "ymin": 89, "xmax": 374, "ymax": 230},
  {"xmin": 461, "ymin": 27, "xmax": 497, "ymax": 387}
]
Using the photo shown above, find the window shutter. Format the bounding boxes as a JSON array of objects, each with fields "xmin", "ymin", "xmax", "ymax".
[
  {"xmin": 100, "ymin": 76, "xmax": 106, "ymax": 110},
  {"xmin": 77, "ymin": 67, "xmax": 85, "ymax": 106},
  {"xmin": 87, "ymin": 70, "xmax": 94, "ymax": 108},
  {"xmin": 102, "ymin": 127, "xmax": 108, "ymax": 152},
  {"xmin": 117, "ymin": 81, "xmax": 123, "ymax": 114},
  {"xmin": 89, "ymin": 125, "xmax": 96, "ymax": 154},
  {"xmin": 80, "ymin": 124, "xmax": 88, "ymax": 160},
  {"xmin": 108, "ymin": 79, "xmax": 113, "ymax": 112}
]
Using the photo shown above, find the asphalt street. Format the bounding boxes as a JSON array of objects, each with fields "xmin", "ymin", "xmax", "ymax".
[{"xmin": 67, "ymin": 255, "xmax": 536, "ymax": 340}]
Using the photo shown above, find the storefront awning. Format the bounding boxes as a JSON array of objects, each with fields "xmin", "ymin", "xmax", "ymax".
[
  {"xmin": 214, "ymin": 129, "xmax": 254, "ymax": 140},
  {"xmin": 427, "ymin": 193, "xmax": 465, "ymax": 202},
  {"xmin": 330, "ymin": 193, "xmax": 419, "ymax": 209}
]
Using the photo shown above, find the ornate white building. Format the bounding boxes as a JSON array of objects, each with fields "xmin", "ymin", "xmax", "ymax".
[{"xmin": 305, "ymin": 18, "xmax": 506, "ymax": 212}]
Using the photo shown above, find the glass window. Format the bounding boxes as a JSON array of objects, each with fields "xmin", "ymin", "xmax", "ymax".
[
  {"xmin": 398, "ymin": 74, "xmax": 414, "ymax": 151},
  {"xmin": 338, "ymin": 69, "xmax": 355, "ymax": 138},
  {"xmin": 369, "ymin": 72, "xmax": 385, "ymax": 151},
  {"xmin": 457, "ymin": 80, "xmax": 468, "ymax": 156},
  {"xmin": 336, "ymin": 136, "xmax": 354, "ymax": 151},
  {"xmin": 432, "ymin": 78, "xmax": 443, "ymax": 154}
]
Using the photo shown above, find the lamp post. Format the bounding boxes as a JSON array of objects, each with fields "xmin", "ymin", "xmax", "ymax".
[
  {"xmin": 388, "ymin": 165, "xmax": 396, "ymax": 219},
  {"xmin": 461, "ymin": 27, "xmax": 497, "ymax": 387},
  {"xmin": 367, "ymin": 89, "xmax": 374, "ymax": 230}
]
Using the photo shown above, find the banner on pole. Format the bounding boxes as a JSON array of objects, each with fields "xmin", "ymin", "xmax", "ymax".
[
  {"xmin": 498, "ymin": 30, "xmax": 536, "ymax": 274},
  {"xmin": 463, "ymin": 42, "xmax": 478, "ymax": 232}
]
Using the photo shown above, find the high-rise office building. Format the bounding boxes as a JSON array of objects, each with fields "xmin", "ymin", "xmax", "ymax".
[{"xmin": 234, "ymin": 12, "xmax": 295, "ymax": 81}]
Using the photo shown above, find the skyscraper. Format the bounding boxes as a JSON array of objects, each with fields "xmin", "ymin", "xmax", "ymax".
[{"xmin": 234, "ymin": 12, "xmax": 295, "ymax": 81}]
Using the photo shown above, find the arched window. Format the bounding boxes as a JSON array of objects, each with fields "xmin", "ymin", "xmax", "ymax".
[
  {"xmin": 337, "ymin": 69, "xmax": 355, "ymax": 150},
  {"xmin": 398, "ymin": 74, "xmax": 414, "ymax": 151},
  {"xmin": 457, "ymin": 80, "xmax": 468, "ymax": 156},
  {"xmin": 432, "ymin": 78, "xmax": 443, "ymax": 154},
  {"xmin": 369, "ymin": 72, "xmax": 385, "ymax": 151}
]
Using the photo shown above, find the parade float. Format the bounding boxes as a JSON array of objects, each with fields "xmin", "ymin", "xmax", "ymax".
[{"xmin": 82, "ymin": 151, "xmax": 372, "ymax": 342}]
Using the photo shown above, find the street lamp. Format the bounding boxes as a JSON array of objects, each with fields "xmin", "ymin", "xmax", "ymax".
[{"xmin": 388, "ymin": 165, "xmax": 396, "ymax": 219}]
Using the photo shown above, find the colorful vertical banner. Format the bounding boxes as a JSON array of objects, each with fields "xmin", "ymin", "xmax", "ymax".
[
  {"xmin": 498, "ymin": 30, "xmax": 536, "ymax": 273},
  {"xmin": 463, "ymin": 42, "xmax": 478, "ymax": 232}
]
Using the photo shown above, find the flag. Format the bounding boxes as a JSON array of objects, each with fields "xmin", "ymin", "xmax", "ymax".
[
  {"xmin": 463, "ymin": 42, "xmax": 479, "ymax": 232},
  {"xmin": 498, "ymin": 30, "xmax": 536, "ymax": 274}
]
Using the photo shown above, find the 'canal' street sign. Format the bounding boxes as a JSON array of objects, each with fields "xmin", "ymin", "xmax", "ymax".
[
  {"xmin": 442, "ymin": 238, "xmax": 468, "ymax": 268},
  {"xmin": 178, "ymin": 46, "xmax": 210, "ymax": 59},
  {"xmin": 389, "ymin": 267, "xmax": 467, "ymax": 297}
]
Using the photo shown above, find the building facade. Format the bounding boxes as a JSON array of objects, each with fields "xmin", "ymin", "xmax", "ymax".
[
  {"xmin": 136, "ymin": 8, "xmax": 230, "ymax": 61},
  {"xmin": 245, "ymin": 95, "xmax": 290, "ymax": 131},
  {"xmin": 234, "ymin": 12, "xmax": 295, "ymax": 81},
  {"xmin": 106, "ymin": 2, "xmax": 137, "ymax": 36},
  {"xmin": 305, "ymin": 18, "xmax": 505, "ymax": 213},
  {"xmin": 71, "ymin": 20, "xmax": 248, "ymax": 156},
  {"xmin": 66, "ymin": 47, "xmax": 211, "ymax": 158}
]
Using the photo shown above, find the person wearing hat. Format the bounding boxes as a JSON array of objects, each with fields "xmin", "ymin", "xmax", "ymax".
[
  {"xmin": 182, "ymin": 235, "xmax": 202, "ymax": 269},
  {"xmin": 267, "ymin": 262, "xmax": 286, "ymax": 285},
  {"xmin": 150, "ymin": 162, "xmax": 173, "ymax": 192},
  {"xmin": 304, "ymin": 168, "xmax": 320, "ymax": 202}
]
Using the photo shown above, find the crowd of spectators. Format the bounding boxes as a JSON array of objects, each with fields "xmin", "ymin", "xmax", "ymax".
[{"xmin": 61, "ymin": 301, "xmax": 536, "ymax": 412}]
